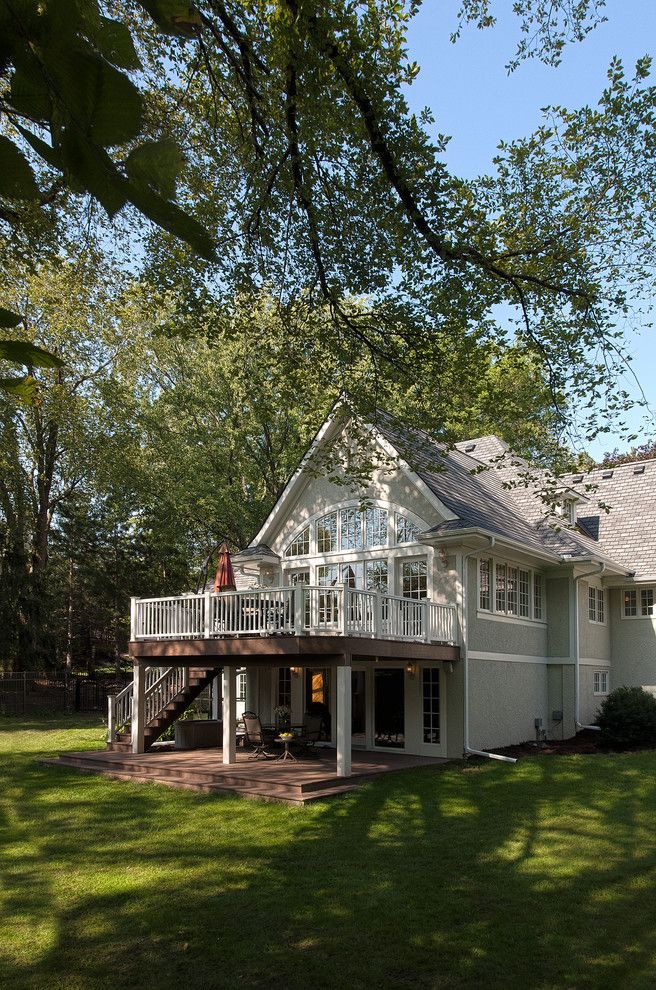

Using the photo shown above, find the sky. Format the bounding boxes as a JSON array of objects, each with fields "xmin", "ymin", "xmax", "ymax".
[{"xmin": 402, "ymin": 1, "xmax": 656, "ymax": 459}]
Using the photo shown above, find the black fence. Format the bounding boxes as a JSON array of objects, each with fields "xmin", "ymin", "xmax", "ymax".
[{"xmin": 0, "ymin": 671, "xmax": 131, "ymax": 715}]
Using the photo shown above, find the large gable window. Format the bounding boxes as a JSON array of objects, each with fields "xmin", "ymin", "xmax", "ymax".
[
  {"xmin": 317, "ymin": 512, "xmax": 337, "ymax": 553},
  {"xmin": 285, "ymin": 526, "xmax": 310, "ymax": 557},
  {"xmin": 365, "ymin": 507, "xmax": 388, "ymax": 548},
  {"xmin": 340, "ymin": 508, "xmax": 364, "ymax": 550},
  {"xmin": 396, "ymin": 513, "xmax": 420, "ymax": 544}
]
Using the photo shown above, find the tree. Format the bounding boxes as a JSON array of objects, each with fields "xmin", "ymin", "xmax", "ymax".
[{"xmin": 2, "ymin": 1, "xmax": 655, "ymax": 443}]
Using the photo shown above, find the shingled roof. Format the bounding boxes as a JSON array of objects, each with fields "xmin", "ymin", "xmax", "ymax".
[{"xmin": 372, "ymin": 411, "xmax": 632, "ymax": 573}]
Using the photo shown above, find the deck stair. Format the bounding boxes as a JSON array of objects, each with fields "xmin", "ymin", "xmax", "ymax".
[{"xmin": 108, "ymin": 666, "xmax": 217, "ymax": 753}]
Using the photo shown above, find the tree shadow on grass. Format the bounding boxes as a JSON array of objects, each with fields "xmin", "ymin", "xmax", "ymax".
[{"xmin": 3, "ymin": 748, "xmax": 656, "ymax": 989}]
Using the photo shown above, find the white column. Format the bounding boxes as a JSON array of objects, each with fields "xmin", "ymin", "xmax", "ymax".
[
  {"xmin": 336, "ymin": 658, "xmax": 352, "ymax": 778},
  {"xmin": 131, "ymin": 661, "xmax": 146, "ymax": 754},
  {"xmin": 222, "ymin": 665, "xmax": 237, "ymax": 764},
  {"xmin": 211, "ymin": 674, "xmax": 221, "ymax": 720}
]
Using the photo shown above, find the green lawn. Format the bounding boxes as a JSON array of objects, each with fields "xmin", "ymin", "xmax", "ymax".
[{"xmin": 1, "ymin": 716, "xmax": 656, "ymax": 989}]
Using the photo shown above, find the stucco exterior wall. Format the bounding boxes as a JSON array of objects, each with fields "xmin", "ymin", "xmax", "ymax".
[
  {"xmin": 546, "ymin": 576, "xmax": 570, "ymax": 658},
  {"xmin": 609, "ymin": 587, "xmax": 656, "ymax": 688},
  {"xmin": 468, "ymin": 657, "xmax": 549, "ymax": 749},
  {"xmin": 579, "ymin": 581, "xmax": 610, "ymax": 662}
]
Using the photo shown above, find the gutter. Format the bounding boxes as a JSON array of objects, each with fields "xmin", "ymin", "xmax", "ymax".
[
  {"xmin": 460, "ymin": 537, "xmax": 517, "ymax": 764},
  {"xmin": 572, "ymin": 562, "xmax": 606, "ymax": 731}
]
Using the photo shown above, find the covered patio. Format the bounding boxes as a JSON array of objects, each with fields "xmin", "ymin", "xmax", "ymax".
[{"xmin": 50, "ymin": 746, "xmax": 450, "ymax": 804}]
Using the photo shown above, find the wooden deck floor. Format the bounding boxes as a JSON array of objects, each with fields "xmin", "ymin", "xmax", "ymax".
[{"xmin": 49, "ymin": 746, "xmax": 450, "ymax": 804}]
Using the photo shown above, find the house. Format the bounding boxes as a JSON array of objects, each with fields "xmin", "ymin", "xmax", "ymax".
[{"xmin": 116, "ymin": 406, "xmax": 656, "ymax": 776}]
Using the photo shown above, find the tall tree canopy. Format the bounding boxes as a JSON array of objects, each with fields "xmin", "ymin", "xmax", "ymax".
[{"xmin": 1, "ymin": 0, "xmax": 654, "ymax": 439}]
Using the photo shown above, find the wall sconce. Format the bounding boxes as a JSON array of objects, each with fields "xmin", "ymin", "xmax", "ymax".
[
  {"xmin": 290, "ymin": 666, "xmax": 301, "ymax": 679},
  {"xmin": 406, "ymin": 662, "xmax": 417, "ymax": 679}
]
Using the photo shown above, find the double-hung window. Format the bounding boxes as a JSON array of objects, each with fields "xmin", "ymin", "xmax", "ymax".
[
  {"xmin": 479, "ymin": 557, "xmax": 545, "ymax": 622},
  {"xmin": 593, "ymin": 670, "xmax": 609, "ymax": 695},
  {"xmin": 588, "ymin": 587, "xmax": 605, "ymax": 623}
]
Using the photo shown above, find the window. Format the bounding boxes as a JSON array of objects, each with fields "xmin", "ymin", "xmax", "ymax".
[
  {"xmin": 495, "ymin": 563, "xmax": 507, "ymax": 612},
  {"xmin": 277, "ymin": 667, "xmax": 291, "ymax": 708},
  {"xmin": 401, "ymin": 559, "xmax": 427, "ymax": 599},
  {"xmin": 396, "ymin": 513, "xmax": 420, "ymax": 544},
  {"xmin": 317, "ymin": 512, "xmax": 337, "ymax": 553},
  {"xmin": 480, "ymin": 556, "xmax": 545, "ymax": 622},
  {"xmin": 237, "ymin": 671, "xmax": 247, "ymax": 702},
  {"xmin": 341, "ymin": 562, "xmax": 364, "ymax": 587},
  {"xmin": 593, "ymin": 670, "xmax": 609, "ymax": 695},
  {"xmin": 518, "ymin": 569, "xmax": 530, "ymax": 617},
  {"xmin": 365, "ymin": 559, "xmax": 388, "ymax": 592},
  {"xmin": 317, "ymin": 564, "xmax": 338, "ymax": 586},
  {"xmin": 422, "ymin": 668, "xmax": 440, "ymax": 744},
  {"xmin": 533, "ymin": 574, "xmax": 544, "ymax": 620},
  {"xmin": 588, "ymin": 586, "xmax": 605, "ymax": 623},
  {"xmin": 479, "ymin": 558, "xmax": 491, "ymax": 611},
  {"xmin": 285, "ymin": 526, "xmax": 310, "ymax": 557},
  {"xmin": 623, "ymin": 588, "xmax": 656, "ymax": 618},
  {"xmin": 365, "ymin": 507, "xmax": 388, "ymax": 548},
  {"xmin": 340, "ymin": 507, "xmax": 363, "ymax": 550}
]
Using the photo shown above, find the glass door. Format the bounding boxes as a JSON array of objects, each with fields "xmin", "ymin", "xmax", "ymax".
[
  {"xmin": 374, "ymin": 667, "xmax": 405, "ymax": 749},
  {"xmin": 351, "ymin": 670, "xmax": 367, "ymax": 747}
]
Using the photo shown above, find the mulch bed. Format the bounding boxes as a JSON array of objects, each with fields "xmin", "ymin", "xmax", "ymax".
[{"xmin": 494, "ymin": 729, "xmax": 620, "ymax": 759}]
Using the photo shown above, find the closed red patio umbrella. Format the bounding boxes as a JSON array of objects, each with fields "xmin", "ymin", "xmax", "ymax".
[{"xmin": 213, "ymin": 542, "xmax": 236, "ymax": 593}]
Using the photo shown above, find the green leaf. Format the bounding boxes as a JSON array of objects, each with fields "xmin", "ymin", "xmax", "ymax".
[
  {"xmin": 0, "ymin": 339, "xmax": 64, "ymax": 369},
  {"xmin": 96, "ymin": 17, "xmax": 143, "ymax": 70},
  {"xmin": 0, "ymin": 375, "xmax": 38, "ymax": 401},
  {"xmin": 59, "ymin": 128, "xmax": 128, "ymax": 217},
  {"xmin": 0, "ymin": 135, "xmax": 39, "ymax": 200},
  {"xmin": 0, "ymin": 308, "xmax": 22, "ymax": 329},
  {"xmin": 16, "ymin": 126, "xmax": 63, "ymax": 171},
  {"xmin": 126, "ymin": 180, "xmax": 216, "ymax": 261},
  {"xmin": 9, "ymin": 56, "xmax": 53, "ymax": 121},
  {"xmin": 125, "ymin": 139, "xmax": 184, "ymax": 200},
  {"xmin": 137, "ymin": 1, "xmax": 203, "ymax": 36}
]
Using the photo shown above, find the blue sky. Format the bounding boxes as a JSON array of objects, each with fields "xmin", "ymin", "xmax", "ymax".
[{"xmin": 402, "ymin": 1, "xmax": 656, "ymax": 458}]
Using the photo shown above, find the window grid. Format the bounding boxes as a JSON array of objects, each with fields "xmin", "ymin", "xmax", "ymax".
[
  {"xmin": 518, "ymin": 569, "xmax": 530, "ymax": 617},
  {"xmin": 641, "ymin": 588, "xmax": 654, "ymax": 616},
  {"xmin": 401, "ymin": 559, "xmax": 427, "ymax": 599},
  {"xmin": 495, "ymin": 563, "xmax": 507, "ymax": 613},
  {"xmin": 340, "ymin": 508, "xmax": 364, "ymax": 550},
  {"xmin": 316, "ymin": 512, "xmax": 337, "ymax": 553},
  {"xmin": 396, "ymin": 513, "xmax": 420, "ymax": 544},
  {"xmin": 479, "ymin": 558, "xmax": 491, "ymax": 611},
  {"xmin": 365, "ymin": 560, "xmax": 389, "ymax": 592},
  {"xmin": 533, "ymin": 574, "xmax": 544, "ymax": 620},
  {"xmin": 422, "ymin": 668, "xmax": 440, "ymax": 745},
  {"xmin": 277, "ymin": 667, "xmax": 291, "ymax": 708},
  {"xmin": 588, "ymin": 586, "xmax": 598, "ymax": 622},
  {"xmin": 593, "ymin": 670, "xmax": 609, "ymax": 695},
  {"xmin": 285, "ymin": 526, "xmax": 310, "ymax": 557},
  {"xmin": 597, "ymin": 588, "xmax": 605, "ymax": 623},
  {"xmin": 624, "ymin": 589, "xmax": 637, "ymax": 616},
  {"xmin": 365, "ymin": 507, "xmax": 388, "ymax": 548}
]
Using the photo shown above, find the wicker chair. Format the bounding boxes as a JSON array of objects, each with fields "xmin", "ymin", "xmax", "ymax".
[{"xmin": 242, "ymin": 712, "xmax": 275, "ymax": 760}]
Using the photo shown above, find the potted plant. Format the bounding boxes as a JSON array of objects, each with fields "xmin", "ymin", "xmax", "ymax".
[{"xmin": 274, "ymin": 704, "xmax": 291, "ymax": 731}]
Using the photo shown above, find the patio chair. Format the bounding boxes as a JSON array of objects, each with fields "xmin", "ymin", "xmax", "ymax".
[
  {"xmin": 294, "ymin": 713, "xmax": 324, "ymax": 756},
  {"xmin": 242, "ymin": 712, "xmax": 275, "ymax": 760}
]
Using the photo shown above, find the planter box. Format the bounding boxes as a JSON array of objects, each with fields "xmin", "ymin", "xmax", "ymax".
[{"xmin": 174, "ymin": 719, "xmax": 223, "ymax": 750}]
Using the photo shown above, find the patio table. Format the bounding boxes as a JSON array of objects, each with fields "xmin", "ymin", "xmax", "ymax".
[{"xmin": 274, "ymin": 735, "xmax": 297, "ymax": 762}]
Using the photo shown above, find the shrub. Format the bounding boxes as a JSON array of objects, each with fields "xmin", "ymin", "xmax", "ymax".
[{"xmin": 597, "ymin": 686, "xmax": 656, "ymax": 748}]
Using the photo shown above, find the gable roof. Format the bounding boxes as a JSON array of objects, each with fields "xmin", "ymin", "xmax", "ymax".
[
  {"xmin": 373, "ymin": 412, "xmax": 630, "ymax": 572},
  {"xmin": 558, "ymin": 460, "xmax": 656, "ymax": 578}
]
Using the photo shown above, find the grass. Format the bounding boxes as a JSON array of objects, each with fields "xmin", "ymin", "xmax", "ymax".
[{"xmin": 2, "ymin": 716, "xmax": 656, "ymax": 989}]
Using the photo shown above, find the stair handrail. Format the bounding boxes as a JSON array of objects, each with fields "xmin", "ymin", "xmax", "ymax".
[
  {"xmin": 144, "ymin": 665, "xmax": 187, "ymax": 725},
  {"xmin": 107, "ymin": 680, "xmax": 134, "ymax": 743}
]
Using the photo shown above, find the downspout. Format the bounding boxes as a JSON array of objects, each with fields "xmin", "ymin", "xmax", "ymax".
[
  {"xmin": 572, "ymin": 562, "xmax": 606, "ymax": 731},
  {"xmin": 461, "ymin": 537, "xmax": 517, "ymax": 764}
]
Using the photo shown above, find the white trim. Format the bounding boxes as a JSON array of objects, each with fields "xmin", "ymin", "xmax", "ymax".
[
  {"xmin": 468, "ymin": 651, "xmax": 611, "ymax": 667},
  {"xmin": 468, "ymin": 651, "xmax": 549, "ymax": 665},
  {"xmin": 476, "ymin": 610, "xmax": 547, "ymax": 628}
]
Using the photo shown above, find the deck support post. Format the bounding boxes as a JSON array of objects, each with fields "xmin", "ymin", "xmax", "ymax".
[
  {"xmin": 222, "ymin": 665, "xmax": 236, "ymax": 764},
  {"xmin": 336, "ymin": 657, "xmax": 352, "ymax": 778},
  {"xmin": 211, "ymin": 675, "xmax": 221, "ymax": 720},
  {"xmin": 131, "ymin": 661, "xmax": 146, "ymax": 754}
]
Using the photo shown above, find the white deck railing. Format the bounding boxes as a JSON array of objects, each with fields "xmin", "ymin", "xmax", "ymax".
[{"xmin": 131, "ymin": 586, "xmax": 458, "ymax": 646}]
